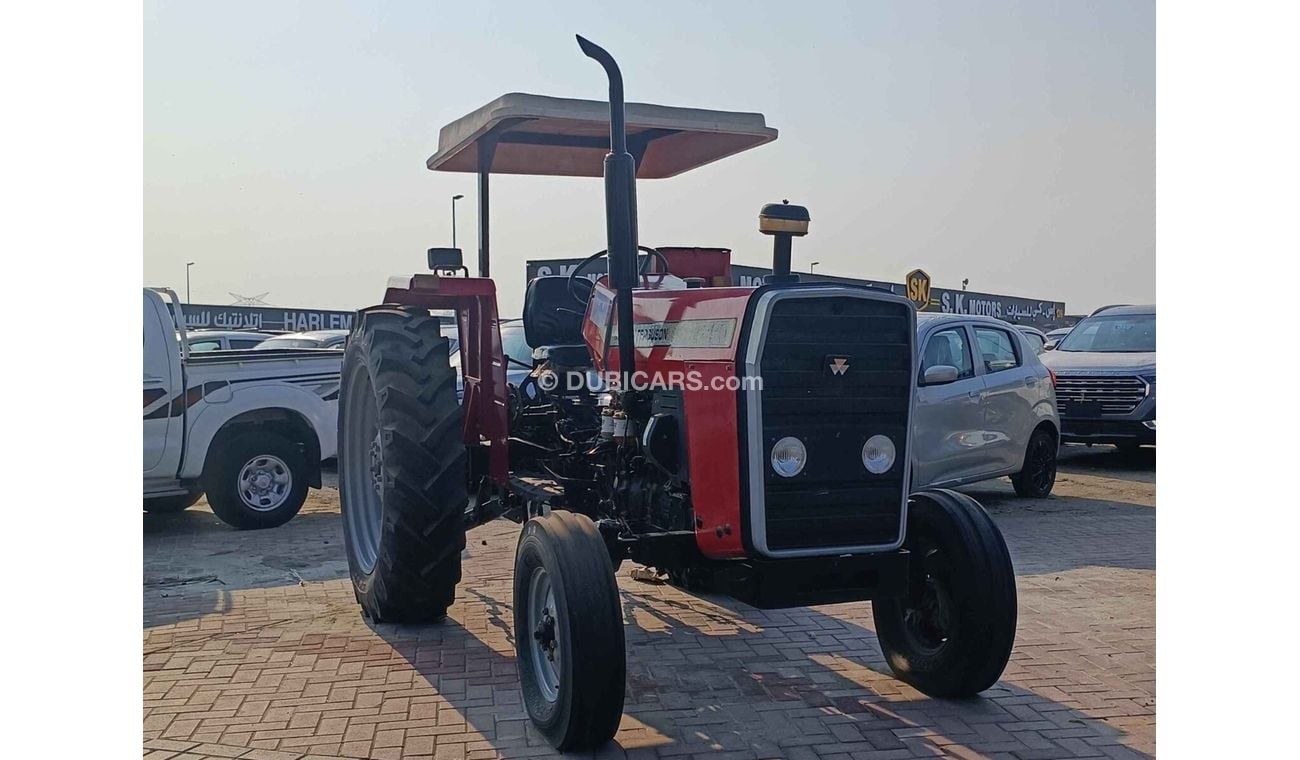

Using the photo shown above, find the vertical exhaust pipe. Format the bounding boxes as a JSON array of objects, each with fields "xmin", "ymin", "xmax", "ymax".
[{"xmin": 577, "ymin": 35, "xmax": 638, "ymax": 389}]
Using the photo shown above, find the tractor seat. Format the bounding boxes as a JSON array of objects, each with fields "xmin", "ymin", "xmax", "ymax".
[
  {"xmin": 524, "ymin": 275, "xmax": 591, "ymax": 347},
  {"xmin": 523, "ymin": 276, "xmax": 595, "ymax": 370}
]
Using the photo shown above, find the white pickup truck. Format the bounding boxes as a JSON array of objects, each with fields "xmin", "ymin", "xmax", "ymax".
[{"xmin": 143, "ymin": 287, "xmax": 342, "ymax": 528}]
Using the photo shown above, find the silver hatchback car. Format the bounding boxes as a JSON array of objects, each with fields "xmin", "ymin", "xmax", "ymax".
[{"xmin": 912, "ymin": 314, "xmax": 1061, "ymax": 497}]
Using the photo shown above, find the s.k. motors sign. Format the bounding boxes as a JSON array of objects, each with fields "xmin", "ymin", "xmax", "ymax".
[{"xmin": 526, "ymin": 259, "xmax": 1068, "ymax": 329}]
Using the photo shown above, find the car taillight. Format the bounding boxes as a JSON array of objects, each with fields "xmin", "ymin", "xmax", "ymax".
[{"xmin": 1047, "ymin": 368, "xmax": 1057, "ymax": 389}]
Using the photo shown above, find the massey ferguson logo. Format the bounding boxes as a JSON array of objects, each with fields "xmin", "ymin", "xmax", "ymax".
[{"xmin": 827, "ymin": 356, "xmax": 850, "ymax": 376}]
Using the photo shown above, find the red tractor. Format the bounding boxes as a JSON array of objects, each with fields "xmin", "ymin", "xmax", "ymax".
[{"xmin": 339, "ymin": 36, "xmax": 1017, "ymax": 751}]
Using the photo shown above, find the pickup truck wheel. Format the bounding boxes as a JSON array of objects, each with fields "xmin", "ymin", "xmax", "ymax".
[
  {"xmin": 873, "ymin": 489, "xmax": 1017, "ymax": 698},
  {"xmin": 339, "ymin": 306, "xmax": 466, "ymax": 624},
  {"xmin": 143, "ymin": 490, "xmax": 203, "ymax": 514},
  {"xmin": 205, "ymin": 432, "xmax": 308, "ymax": 529},
  {"xmin": 514, "ymin": 510, "xmax": 625, "ymax": 751},
  {"xmin": 1010, "ymin": 428, "xmax": 1057, "ymax": 498}
]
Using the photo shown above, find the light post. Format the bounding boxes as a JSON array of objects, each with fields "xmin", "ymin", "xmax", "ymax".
[
  {"xmin": 451, "ymin": 194, "xmax": 464, "ymax": 248},
  {"xmin": 186, "ymin": 261, "xmax": 195, "ymax": 303},
  {"xmin": 810, "ymin": 261, "xmax": 820, "ymax": 274}
]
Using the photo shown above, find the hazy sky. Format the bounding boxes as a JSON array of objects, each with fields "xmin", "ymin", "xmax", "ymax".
[{"xmin": 144, "ymin": 0, "xmax": 1153, "ymax": 316}]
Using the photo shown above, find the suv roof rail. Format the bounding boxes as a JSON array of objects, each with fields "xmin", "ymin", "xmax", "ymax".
[{"xmin": 1090, "ymin": 304, "xmax": 1130, "ymax": 316}]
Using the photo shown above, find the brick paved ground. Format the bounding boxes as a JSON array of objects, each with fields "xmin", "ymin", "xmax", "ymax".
[{"xmin": 144, "ymin": 447, "xmax": 1155, "ymax": 760}]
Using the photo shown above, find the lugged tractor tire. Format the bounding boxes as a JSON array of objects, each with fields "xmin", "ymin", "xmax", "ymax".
[
  {"xmin": 513, "ymin": 510, "xmax": 626, "ymax": 751},
  {"xmin": 339, "ymin": 305, "xmax": 467, "ymax": 623},
  {"xmin": 873, "ymin": 488, "xmax": 1017, "ymax": 698}
]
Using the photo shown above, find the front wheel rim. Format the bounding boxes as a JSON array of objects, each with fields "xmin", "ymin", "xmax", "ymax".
[
  {"xmin": 1030, "ymin": 438, "xmax": 1056, "ymax": 492},
  {"xmin": 528, "ymin": 566, "xmax": 562, "ymax": 704},
  {"xmin": 237, "ymin": 455, "xmax": 292, "ymax": 511},
  {"xmin": 901, "ymin": 545, "xmax": 954, "ymax": 656}
]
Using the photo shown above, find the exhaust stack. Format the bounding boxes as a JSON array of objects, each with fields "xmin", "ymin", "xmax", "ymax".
[{"xmin": 577, "ymin": 35, "xmax": 639, "ymax": 387}]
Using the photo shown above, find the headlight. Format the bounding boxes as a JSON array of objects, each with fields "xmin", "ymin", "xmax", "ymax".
[
  {"xmin": 770, "ymin": 436, "xmax": 807, "ymax": 478},
  {"xmin": 862, "ymin": 435, "xmax": 896, "ymax": 474}
]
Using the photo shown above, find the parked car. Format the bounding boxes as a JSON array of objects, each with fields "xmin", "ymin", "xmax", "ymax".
[
  {"xmin": 254, "ymin": 329, "xmax": 349, "ymax": 350},
  {"xmin": 1015, "ymin": 325, "xmax": 1048, "ymax": 355},
  {"xmin": 1043, "ymin": 326, "xmax": 1073, "ymax": 351},
  {"xmin": 1040, "ymin": 304, "xmax": 1155, "ymax": 452},
  {"xmin": 913, "ymin": 313, "xmax": 1060, "ymax": 497},
  {"xmin": 187, "ymin": 329, "xmax": 272, "ymax": 352},
  {"xmin": 144, "ymin": 288, "xmax": 342, "ymax": 528},
  {"xmin": 445, "ymin": 318, "xmax": 535, "ymax": 396}
]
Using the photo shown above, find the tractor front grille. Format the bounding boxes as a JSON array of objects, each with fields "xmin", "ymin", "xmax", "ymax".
[
  {"xmin": 742, "ymin": 288, "xmax": 913, "ymax": 556},
  {"xmin": 1055, "ymin": 375, "xmax": 1148, "ymax": 416}
]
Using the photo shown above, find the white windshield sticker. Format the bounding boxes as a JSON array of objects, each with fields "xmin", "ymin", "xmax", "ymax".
[{"xmin": 613, "ymin": 318, "xmax": 736, "ymax": 349}]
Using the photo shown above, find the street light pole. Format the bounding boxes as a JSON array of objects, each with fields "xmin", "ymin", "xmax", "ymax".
[
  {"xmin": 451, "ymin": 194, "xmax": 464, "ymax": 248},
  {"xmin": 810, "ymin": 261, "xmax": 820, "ymax": 274},
  {"xmin": 186, "ymin": 262, "xmax": 195, "ymax": 303}
]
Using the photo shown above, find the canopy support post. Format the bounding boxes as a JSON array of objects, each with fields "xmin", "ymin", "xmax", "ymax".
[{"xmin": 476, "ymin": 138, "xmax": 498, "ymax": 278}]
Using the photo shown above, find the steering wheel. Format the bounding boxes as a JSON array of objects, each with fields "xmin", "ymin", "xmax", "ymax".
[{"xmin": 566, "ymin": 246, "xmax": 670, "ymax": 306}]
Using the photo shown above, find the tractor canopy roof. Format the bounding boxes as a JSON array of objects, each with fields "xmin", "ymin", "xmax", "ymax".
[{"xmin": 426, "ymin": 93, "xmax": 777, "ymax": 179}]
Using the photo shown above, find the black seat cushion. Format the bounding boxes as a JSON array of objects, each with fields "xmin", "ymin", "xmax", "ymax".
[{"xmin": 523, "ymin": 276, "xmax": 591, "ymax": 348}]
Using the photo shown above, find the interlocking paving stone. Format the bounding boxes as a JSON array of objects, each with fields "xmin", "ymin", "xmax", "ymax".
[{"xmin": 146, "ymin": 449, "xmax": 1154, "ymax": 759}]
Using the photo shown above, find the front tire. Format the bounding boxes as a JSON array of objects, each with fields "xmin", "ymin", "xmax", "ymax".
[
  {"xmin": 1011, "ymin": 427, "xmax": 1057, "ymax": 498},
  {"xmin": 514, "ymin": 511, "xmax": 625, "ymax": 751},
  {"xmin": 205, "ymin": 432, "xmax": 308, "ymax": 529},
  {"xmin": 339, "ymin": 306, "xmax": 467, "ymax": 623},
  {"xmin": 873, "ymin": 489, "xmax": 1017, "ymax": 698}
]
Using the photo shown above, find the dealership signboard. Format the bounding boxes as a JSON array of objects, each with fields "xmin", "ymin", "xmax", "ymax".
[
  {"xmin": 175, "ymin": 303, "xmax": 356, "ymax": 333},
  {"xmin": 525, "ymin": 258, "xmax": 1068, "ymax": 329}
]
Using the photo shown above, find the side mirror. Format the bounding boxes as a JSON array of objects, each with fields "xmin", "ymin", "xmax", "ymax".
[
  {"xmin": 922, "ymin": 365, "xmax": 959, "ymax": 386},
  {"xmin": 427, "ymin": 247, "xmax": 464, "ymax": 271}
]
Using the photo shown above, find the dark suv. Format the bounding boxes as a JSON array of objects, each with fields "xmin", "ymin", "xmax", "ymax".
[{"xmin": 1040, "ymin": 304, "xmax": 1155, "ymax": 452}]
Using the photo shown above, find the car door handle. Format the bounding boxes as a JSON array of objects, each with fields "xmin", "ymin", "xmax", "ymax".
[
  {"xmin": 1023, "ymin": 377, "xmax": 1036, "ymax": 387},
  {"xmin": 967, "ymin": 390, "xmax": 982, "ymax": 401}
]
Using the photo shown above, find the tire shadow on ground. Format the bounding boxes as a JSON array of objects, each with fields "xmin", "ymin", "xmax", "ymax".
[{"xmin": 364, "ymin": 576, "xmax": 1152, "ymax": 759}]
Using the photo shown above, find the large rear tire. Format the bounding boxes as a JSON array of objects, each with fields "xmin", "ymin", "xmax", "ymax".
[
  {"xmin": 514, "ymin": 511, "xmax": 625, "ymax": 751},
  {"xmin": 873, "ymin": 489, "xmax": 1017, "ymax": 698},
  {"xmin": 339, "ymin": 306, "xmax": 467, "ymax": 623}
]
